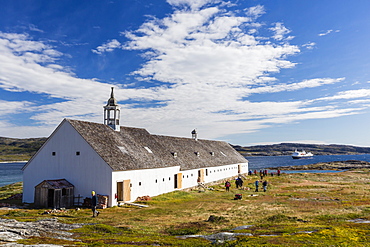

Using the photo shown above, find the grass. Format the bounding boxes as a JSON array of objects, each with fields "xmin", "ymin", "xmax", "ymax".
[{"xmin": 1, "ymin": 170, "xmax": 370, "ymax": 246}]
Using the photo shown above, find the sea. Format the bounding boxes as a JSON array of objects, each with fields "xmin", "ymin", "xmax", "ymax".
[
  {"xmin": 0, "ymin": 162, "xmax": 26, "ymax": 187},
  {"xmin": 1, "ymin": 154, "xmax": 370, "ymax": 187}
]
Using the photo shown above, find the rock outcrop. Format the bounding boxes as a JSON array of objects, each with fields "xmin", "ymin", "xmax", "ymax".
[{"xmin": 0, "ymin": 217, "xmax": 84, "ymax": 245}]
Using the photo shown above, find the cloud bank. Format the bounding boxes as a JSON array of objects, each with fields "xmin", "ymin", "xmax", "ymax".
[{"xmin": 0, "ymin": 0, "xmax": 368, "ymax": 143}]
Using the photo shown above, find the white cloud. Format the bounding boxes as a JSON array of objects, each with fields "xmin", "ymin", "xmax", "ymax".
[
  {"xmin": 269, "ymin": 22, "xmax": 293, "ymax": 41},
  {"xmin": 318, "ymin": 29, "xmax": 340, "ymax": 36},
  {"xmin": 92, "ymin": 39, "xmax": 121, "ymax": 54},
  {"xmin": 166, "ymin": 0, "xmax": 216, "ymax": 10},
  {"xmin": 302, "ymin": 42, "xmax": 315, "ymax": 50},
  {"xmin": 0, "ymin": 2, "xmax": 369, "ymax": 142},
  {"xmin": 246, "ymin": 5, "xmax": 265, "ymax": 19}
]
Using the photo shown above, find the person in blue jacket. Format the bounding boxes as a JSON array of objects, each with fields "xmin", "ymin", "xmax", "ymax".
[{"xmin": 255, "ymin": 180, "xmax": 259, "ymax": 192}]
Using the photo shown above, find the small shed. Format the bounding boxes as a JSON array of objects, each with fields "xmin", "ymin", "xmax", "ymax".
[{"xmin": 34, "ymin": 179, "xmax": 74, "ymax": 209}]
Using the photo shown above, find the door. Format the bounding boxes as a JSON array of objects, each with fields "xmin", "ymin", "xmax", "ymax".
[
  {"xmin": 47, "ymin": 189, "xmax": 54, "ymax": 208},
  {"xmin": 174, "ymin": 173, "xmax": 182, "ymax": 189},
  {"xmin": 123, "ymin": 180, "xmax": 131, "ymax": 201},
  {"xmin": 117, "ymin": 182, "xmax": 123, "ymax": 201},
  {"xmin": 198, "ymin": 169, "xmax": 205, "ymax": 183}
]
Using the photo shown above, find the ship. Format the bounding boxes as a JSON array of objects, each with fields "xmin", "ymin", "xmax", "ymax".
[{"xmin": 292, "ymin": 149, "xmax": 314, "ymax": 159}]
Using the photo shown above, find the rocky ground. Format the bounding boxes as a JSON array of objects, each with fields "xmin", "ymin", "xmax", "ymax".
[
  {"xmin": 0, "ymin": 217, "xmax": 84, "ymax": 246},
  {"xmin": 269, "ymin": 160, "xmax": 370, "ymax": 170}
]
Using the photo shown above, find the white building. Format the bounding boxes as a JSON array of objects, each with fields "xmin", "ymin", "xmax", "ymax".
[{"xmin": 22, "ymin": 88, "xmax": 248, "ymax": 207}]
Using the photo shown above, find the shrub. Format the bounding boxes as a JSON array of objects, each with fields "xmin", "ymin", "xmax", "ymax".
[{"xmin": 166, "ymin": 226, "xmax": 200, "ymax": 235}]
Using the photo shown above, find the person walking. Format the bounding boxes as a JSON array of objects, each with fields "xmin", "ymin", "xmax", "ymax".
[
  {"xmin": 91, "ymin": 191, "xmax": 99, "ymax": 217},
  {"xmin": 263, "ymin": 180, "xmax": 268, "ymax": 192},
  {"xmin": 238, "ymin": 177, "xmax": 243, "ymax": 189},
  {"xmin": 225, "ymin": 180, "xmax": 231, "ymax": 192},
  {"xmin": 255, "ymin": 180, "xmax": 259, "ymax": 192}
]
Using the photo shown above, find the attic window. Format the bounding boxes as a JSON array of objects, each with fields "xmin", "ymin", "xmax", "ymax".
[
  {"xmin": 220, "ymin": 151, "xmax": 227, "ymax": 156},
  {"xmin": 118, "ymin": 146, "xmax": 128, "ymax": 155},
  {"xmin": 144, "ymin": 146, "xmax": 153, "ymax": 154},
  {"xmin": 172, "ymin": 152, "xmax": 177, "ymax": 158}
]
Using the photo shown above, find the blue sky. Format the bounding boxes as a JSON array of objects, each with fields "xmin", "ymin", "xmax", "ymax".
[{"xmin": 1, "ymin": 0, "xmax": 370, "ymax": 147}]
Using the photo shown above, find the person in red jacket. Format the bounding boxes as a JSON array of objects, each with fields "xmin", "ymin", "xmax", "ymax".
[{"xmin": 225, "ymin": 181, "xmax": 231, "ymax": 192}]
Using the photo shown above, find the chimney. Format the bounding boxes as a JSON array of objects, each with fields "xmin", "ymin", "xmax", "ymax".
[{"xmin": 191, "ymin": 129, "xmax": 198, "ymax": 141}]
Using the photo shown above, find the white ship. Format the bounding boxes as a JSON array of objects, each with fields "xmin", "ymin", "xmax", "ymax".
[{"xmin": 292, "ymin": 149, "xmax": 314, "ymax": 159}]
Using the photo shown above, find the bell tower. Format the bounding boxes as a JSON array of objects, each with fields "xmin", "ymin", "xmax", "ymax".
[{"xmin": 104, "ymin": 87, "xmax": 120, "ymax": 131}]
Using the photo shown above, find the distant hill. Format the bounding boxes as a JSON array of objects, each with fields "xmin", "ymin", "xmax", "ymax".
[
  {"xmin": 0, "ymin": 137, "xmax": 47, "ymax": 162},
  {"xmin": 1, "ymin": 136, "xmax": 370, "ymax": 161},
  {"xmin": 232, "ymin": 143, "xmax": 370, "ymax": 156}
]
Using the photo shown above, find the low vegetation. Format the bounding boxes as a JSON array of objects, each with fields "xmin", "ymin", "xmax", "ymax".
[
  {"xmin": 1, "ymin": 170, "xmax": 370, "ymax": 246},
  {"xmin": 0, "ymin": 137, "xmax": 46, "ymax": 161}
]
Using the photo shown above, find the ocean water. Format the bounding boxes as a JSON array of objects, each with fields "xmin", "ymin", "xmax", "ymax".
[
  {"xmin": 246, "ymin": 154, "xmax": 370, "ymax": 171},
  {"xmin": 1, "ymin": 154, "xmax": 370, "ymax": 187},
  {"xmin": 0, "ymin": 162, "xmax": 26, "ymax": 187}
]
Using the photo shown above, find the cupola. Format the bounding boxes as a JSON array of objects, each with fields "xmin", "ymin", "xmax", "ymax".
[{"xmin": 104, "ymin": 87, "xmax": 120, "ymax": 131}]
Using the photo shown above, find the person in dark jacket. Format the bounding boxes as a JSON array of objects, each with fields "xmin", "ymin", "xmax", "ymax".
[
  {"xmin": 91, "ymin": 191, "xmax": 99, "ymax": 217},
  {"xmin": 263, "ymin": 180, "xmax": 268, "ymax": 192}
]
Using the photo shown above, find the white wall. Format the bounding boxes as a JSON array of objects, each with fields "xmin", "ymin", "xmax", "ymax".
[
  {"xmin": 111, "ymin": 162, "xmax": 248, "ymax": 205},
  {"xmin": 23, "ymin": 120, "xmax": 113, "ymax": 204},
  {"xmin": 111, "ymin": 166, "xmax": 180, "ymax": 205}
]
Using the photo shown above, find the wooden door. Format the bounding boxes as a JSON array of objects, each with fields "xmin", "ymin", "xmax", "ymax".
[
  {"xmin": 174, "ymin": 173, "xmax": 182, "ymax": 189},
  {"xmin": 123, "ymin": 180, "xmax": 131, "ymax": 202},
  {"xmin": 117, "ymin": 182, "xmax": 123, "ymax": 201},
  {"xmin": 198, "ymin": 169, "xmax": 205, "ymax": 183}
]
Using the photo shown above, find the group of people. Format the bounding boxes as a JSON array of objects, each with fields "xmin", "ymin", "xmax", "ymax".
[
  {"xmin": 224, "ymin": 177, "xmax": 244, "ymax": 191},
  {"xmin": 248, "ymin": 169, "xmax": 281, "ymax": 178},
  {"xmin": 254, "ymin": 180, "xmax": 268, "ymax": 192},
  {"xmin": 224, "ymin": 176, "xmax": 268, "ymax": 192}
]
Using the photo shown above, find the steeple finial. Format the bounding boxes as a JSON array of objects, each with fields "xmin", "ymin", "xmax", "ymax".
[{"xmin": 106, "ymin": 87, "xmax": 118, "ymax": 106}]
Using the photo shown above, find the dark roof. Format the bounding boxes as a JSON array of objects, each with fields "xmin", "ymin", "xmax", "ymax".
[
  {"xmin": 35, "ymin": 179, "xmax": 74, "ymax": 189},
  {"xmin": 67, "ymin": 119, "xmax": 247, "ymax": 171}
]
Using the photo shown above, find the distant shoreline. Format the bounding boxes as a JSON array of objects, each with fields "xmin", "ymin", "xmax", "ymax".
[
  {"xmin": 267, "ymin": 160, "xmax": 370, "ymax": 171},
  {"xmin": 0, "ymin": 161, "xmax": 27, "ymax": 164}
]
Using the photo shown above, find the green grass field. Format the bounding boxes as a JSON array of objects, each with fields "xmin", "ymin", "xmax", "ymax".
[{"xmin": 1, "ymin": 170, "xmax": 370, "ymax": 246}]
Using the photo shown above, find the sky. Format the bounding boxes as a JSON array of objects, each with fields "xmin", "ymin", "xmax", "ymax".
[{"xmin": 1, "ymin": 0, "xmax": 370, "ymax": 147}]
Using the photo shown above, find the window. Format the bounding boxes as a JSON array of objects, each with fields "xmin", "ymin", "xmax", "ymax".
[
  {"xmin": 144, "ymin": 146, "xmax": 153, "ymax": 154},
  {"xmin": 139, "ymin": 182, "xmax": 142, "ymax": 186},
  {"xmin": 76, "ymin": 151, "xmax": 80, "ymax": 156},
  {"xmin": 52, "ymin": 152, "xmax": 56, "ymax": 156},
  {"xmin": 62, "ymin": 188, "xmax": 66, "ymax": 196},
  {"xmin": 155, "ymin": 179, "xmax": 158, "ymax": 183}
]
